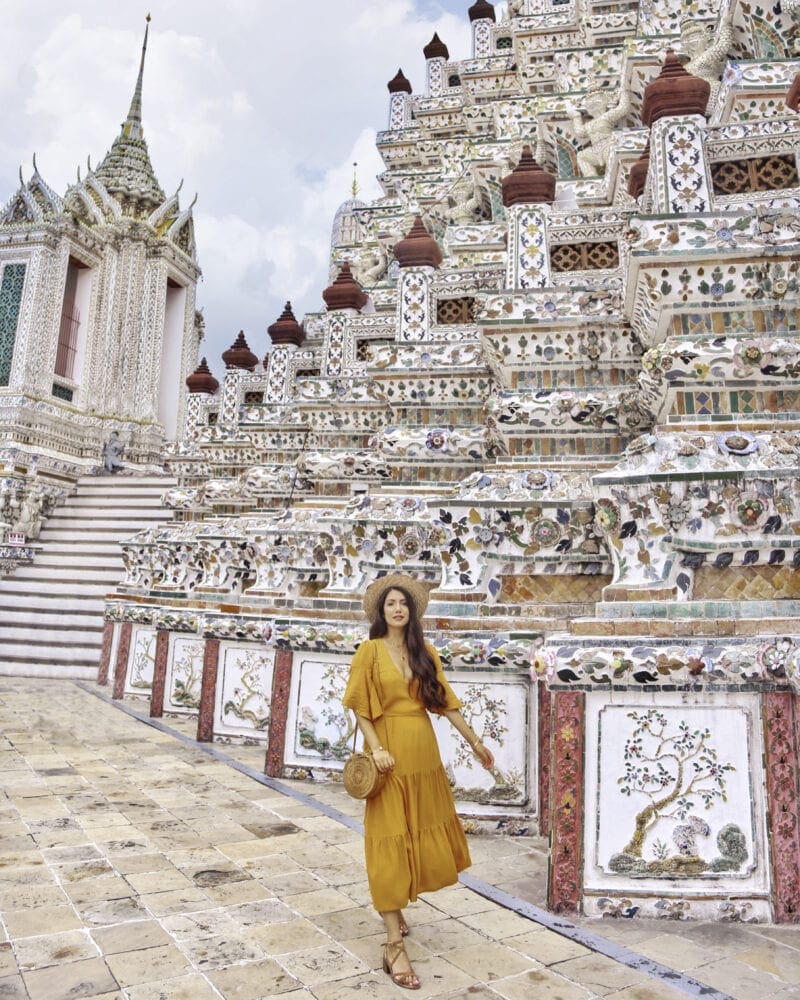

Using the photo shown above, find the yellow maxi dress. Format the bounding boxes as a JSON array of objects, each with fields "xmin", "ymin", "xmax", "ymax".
[{"xmin": 342, "ymin": 638, "xmax": 471, "ymax": 912}]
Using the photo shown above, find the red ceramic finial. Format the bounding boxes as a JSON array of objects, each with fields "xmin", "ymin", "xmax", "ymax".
[
  {"xmin": 501, "ymin": 146, "xmax": 556, "ymax": 206},
  {"xmin": 641, "ymin": 50, "xmax": 711, "ymax": 126},
  {"xmin": 221, "ymin": 331, "xmax": 258, "ymax": 371},
  {"xmin": 185, "ymin": 357, "xmax": 219, "ymax": 394},
  {"xmin": 469, "ymin": 0, "xmax": 496, "ymax": 23},
  {"xmin": 393, "ymin": 216, "xmax": 443, "ymax": 269},
  {"xmin": 322, "ymin": 263, "xmax": 369, "ymax": 311},
  {"xmin": 387, "ymin": 69, "xmax": 413, "ymax": 94},
  {"xmin": 423, "ymin": 33, "xmax": 449, "ymax": 61},
  {"xmin": 267, "ymin": 301, "xmax": 305, "ymax": 347}
]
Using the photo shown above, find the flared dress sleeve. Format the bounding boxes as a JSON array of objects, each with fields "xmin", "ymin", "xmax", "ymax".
[
  {"xmin": 426, "ymin": 642, "xmax": 462, "ymax": 715},
  {"xmin": 342, "ymin": 640, "xmax": 383, "ymax": 721}
]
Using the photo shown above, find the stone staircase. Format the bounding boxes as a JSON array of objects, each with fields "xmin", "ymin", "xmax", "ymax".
[{"xmin": 0, "ymin": 474, "xmax": 174, "ymax": 680}]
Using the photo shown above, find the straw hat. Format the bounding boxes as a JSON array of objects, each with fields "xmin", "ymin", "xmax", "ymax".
[{"xmin": 363, "ymin": 573, "xmax": 430, "ymax": 624}]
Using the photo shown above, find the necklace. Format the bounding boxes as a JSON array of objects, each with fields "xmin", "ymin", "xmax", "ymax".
[{"xmin": 385, "ymin": 640, "xmax": 409, "ymax": 665}]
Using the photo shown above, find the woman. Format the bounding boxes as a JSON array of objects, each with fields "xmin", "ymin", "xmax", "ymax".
[{"xmin": 343, "ymin": 573, "xmax": 495, "ymax": 990}]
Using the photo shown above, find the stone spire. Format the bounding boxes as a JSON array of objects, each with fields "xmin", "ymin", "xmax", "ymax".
[
  {"xmin": 124, "ymin": 13, "xmax": 150, "ymax": 141},
  {"xmin": 93, "ymin": 14, "xmax": 166, "ymax": 217}
]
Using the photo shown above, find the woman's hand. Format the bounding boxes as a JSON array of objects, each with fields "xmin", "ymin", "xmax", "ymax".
[
  {"xmin": 472, "ymin": 742, "xmax": 494, "ymax": 771},
  {"xmin": 372, "ymin": 748, "xmax": 395, "ymax": 773}
]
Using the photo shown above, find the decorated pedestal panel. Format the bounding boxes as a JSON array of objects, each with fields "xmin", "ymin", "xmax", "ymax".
[
  {"xmin": 162, "ymin": 634, "xmax": 205, "ymax": 716},
  {"xmin": 582, "ymin": 690, "xmax": 771, "ymax": 922},
  {"xmin": 123, "ymin": 625, "xmax": 157, "ymax": 697},
  {"xmin": 213, "ymin": 642, "xmax": 275, "ymax": 742},
  {"xmin": 284, "ymin": 651, "xmax": 354, "ymax": 773}
]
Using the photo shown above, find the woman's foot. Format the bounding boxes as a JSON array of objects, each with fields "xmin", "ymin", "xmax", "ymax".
[
  {"xmin": 398, "ymin": 912, "xmax": 410, "ymax": 937},
  {"xmin": 382, "ymin": 939, "xmax": 420, "ymax": 990}
]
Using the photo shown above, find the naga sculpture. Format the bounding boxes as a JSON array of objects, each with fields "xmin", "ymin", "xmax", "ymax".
[{"xmin": 570, "ymin": 86, "xmax": 633, "ymax": 177}]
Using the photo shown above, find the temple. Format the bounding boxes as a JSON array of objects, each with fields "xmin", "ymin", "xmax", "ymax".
[
  {"xmin": 4, "ymin": 1, "xmax": 800, "ymax": 923},
  {"xmin": 0, "ymin": 15, "xmax": 201, "ymax": 546}
]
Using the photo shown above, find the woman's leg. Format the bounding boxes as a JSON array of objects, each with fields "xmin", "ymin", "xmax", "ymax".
[{"xmin": 380, "ymin": 909, "xmax": 418, "ymax": 985}]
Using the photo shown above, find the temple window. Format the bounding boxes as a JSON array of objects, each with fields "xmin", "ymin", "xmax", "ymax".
[
  {"xmin": 436, "ymin": 297, "xmax": 478, "ymax": 325},
  {"xmin": 0, "ymin": 262, "xmax": 26, "ymax": 386},
  {"xmin": 551, "ymin": 241, "xmax": 620, "ymax": 271},
  {"xmin": 710, "ymin": 154, "xmax": 799, "ymax": 196},
  {"xmin": 496, "ymin": 37, "xmax": 513, "ymax": 50}
]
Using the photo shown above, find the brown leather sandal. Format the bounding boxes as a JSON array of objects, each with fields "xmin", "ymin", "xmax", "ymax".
[
  {"xmin": 382, "ymin": 939, "xmax": 420, "ymax": 990},
  {"xmin": 398, "ymin": 912, "xmax": 410, "ymax": 937}
]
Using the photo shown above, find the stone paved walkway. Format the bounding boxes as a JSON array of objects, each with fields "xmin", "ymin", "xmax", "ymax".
[{"xmin": 0, "ymin": 680, "xmax": 798, "ymax": 999}]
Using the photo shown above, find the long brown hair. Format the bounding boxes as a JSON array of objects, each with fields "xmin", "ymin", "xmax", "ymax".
[{"xmin": 369, "ymin": 585, "xmax": 446, "ymax": 711}]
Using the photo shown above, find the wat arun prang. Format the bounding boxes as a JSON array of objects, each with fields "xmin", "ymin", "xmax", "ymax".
[{"xmin": 103, "ymin": 0, "xmax": 800, "ymax": 923}]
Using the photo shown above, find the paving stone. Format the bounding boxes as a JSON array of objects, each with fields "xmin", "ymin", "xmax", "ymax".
[
  {"xmin": 202, "ymin": 878, "xmax": 273, "ymax": 906},
  {"xmin": 0, "ymin": 975, "xmax": 27, "ymax": 999},
  {"xmin": 77, "ymin": 897, "xmax": 150, "ymax": 926},
  {"xmin": 124, "ymin": 975, "xmax": 220, "ymax": 1000},
  {"xmin": 246, "ymin": 916, "xmax": 332, "ymax": 955},
  {"xmin": 163, "ymin": 908, "xmax": 241, "ymax": 941},
  {"xmin": 312, "ymin": 906, "xmax": 385, "ymax": 942},
  {"xmin": 177, "ymin": 932, "xmax": 264, "ymax": 970},
  {"xmin": 22, "ymin": 956, "xmax": 118, "ymax": 1000},
  {"xmin": 735, "ymin": 941, "xmax": 800, "ymax": 983},
  {"xmin": 462, "ymin": 907, "xmax": 543, "ymax": 940},
  {"xmin": 310, "ymin": 974, "xmax": 410, "ymax": 999},
  {"xmin": 0, "ymin": 882, "xmax": 67, "ymax": 910},
  {"xmin": 553, "ymin": 953, "xmax": 652, "ymax": 995},
  {"xmin": 603, "ymin": 984, "xmax": 690, "ymax": 1000},
  {"xmin": 227, "ymin": 897, "xmax": 296, "ymax": 927},
  {"xmin": 504, "ymin": 928, "xmax": 592, "ymax": 964},
  {"xmin": 282, "ymin": 887, "xmax": 360, "ymax": 917},
  {"xmin": 91, "ymin": 920, "xmax": 172, "ymax": 955},
  {"xmin": 0, "ymin": 947, "xmax": 16, "ymax": 979},
  {"xmin": 490, "ymin": 967, "xmax": 594, "ymax": 999},
  {"xmin": 632, "ymin": 931, "xmax": 720, "ymax": 970},
  {"xmin": 3, "ymin": 903, "xmax": 83, "ymax": 938},
  {"xmin": 14, "ymin": 929, "xmax": 99, "ymax": 971},
  {"xmin": 278, "ymin": 943, "xmax": 370, "ymax": 987},
  {"xmin": 208, "ymin": 958, "xmax": 300, "ymax": 997},
  {"xmin": 410, "ymin": 918, "xmax": 487, "ymax": 955},
  {"xmin": 684, "ymin": 957, "xmax": 787, "ymax": 998},
  {"xmin": 445, "ymin": 941, "xmax": 537, "ymax": 980},
  {"xmin": 105, "ymin": 944, "xmax": 192, "ymax": 987}
]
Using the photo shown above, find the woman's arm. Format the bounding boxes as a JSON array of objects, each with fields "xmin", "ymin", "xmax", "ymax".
[
  {"xmin": 443, "ymin": 709, "xmax": 495, "ymax": 770},
  {"xmin": 354, "ymin": 713, "xmax": 395, "ymax": 774}
]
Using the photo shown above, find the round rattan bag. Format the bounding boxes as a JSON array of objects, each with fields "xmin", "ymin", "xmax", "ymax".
[{"xmin": 343, "ymin": 750, "xmax": 386, "ymax": 800}]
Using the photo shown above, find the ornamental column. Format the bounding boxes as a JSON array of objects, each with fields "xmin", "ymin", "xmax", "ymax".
[
  {"xmin": 469, "ymin": 0, "xmax": 496, "ymax": 58},
  {"xmin": 501, "ymin": 146, "xmax": 556, "ymax": 289},
  {"xmin": 183, "ymin": 358, "xmax": 219, "ymax": 440},
  {"xmin": 423, "ymin": 33, "xmax": 449, "ymax": 98},
  {"xmin": 387, "ymin": 70, "xmax": 413, "ymax": 129},
  {"xmin": 218, "ymin": 331, "xmax": 257, "ymax": 427},
  {"xmin": 321, "ymin": 264, "xmax": 368, "ymax": 376},
  {"xmin": 392, "ymin": 217, "xmax": 443, "ymax": 342},
  {"xmin": 640, "ymin": 51, "xmax": 712, "ymax": 214}
]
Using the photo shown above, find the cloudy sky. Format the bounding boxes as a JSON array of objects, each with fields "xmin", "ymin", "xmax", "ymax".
[{"xmin": 0, "ymin": 1, "xmax": 500, "ymax": 370}]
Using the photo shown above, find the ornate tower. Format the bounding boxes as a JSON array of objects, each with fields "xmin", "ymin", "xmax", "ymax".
[{"xmin": 0, "ymin": 15, "xmax": 201, "ymax": 499}]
